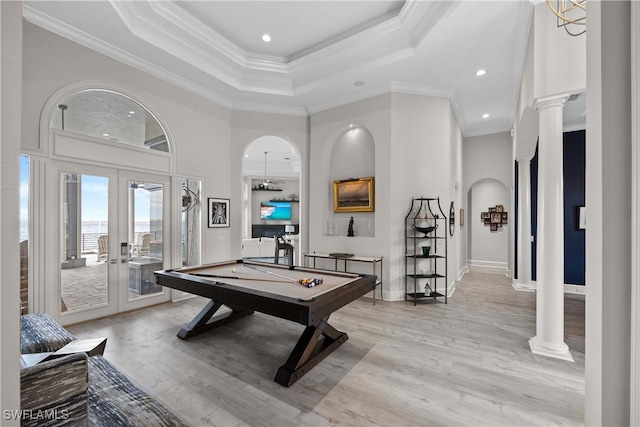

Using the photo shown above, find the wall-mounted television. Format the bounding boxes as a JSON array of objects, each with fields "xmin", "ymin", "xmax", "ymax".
[{"xmin": 260, "ymin": 201, "xmax": 292, "ymax": 220}]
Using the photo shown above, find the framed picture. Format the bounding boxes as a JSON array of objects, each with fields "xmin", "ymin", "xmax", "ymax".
[
  {"xmin": 489, "ymin": 207, "xmax": 496, "ymax": 213},
  {"xmin": 490, "ymin": 212, "xmax": 502, "ymax": 224},
  {"xmin": 333, "ymin": 177, "xmax": 374, "ymax": 213},
  {"xmin": 208, "ymin": 198, "xmax": 230, "ymax": 228},
  {"xmin": 502, "ymin": 212, "xmax": 508, "ymax": 224},
  {"xmin": 484, "ymin": 218, "xmax": 491, "ymax": 225},
  {"xmin": 490, "ymin": 223, "xmax": 498, "ymax": 231},
  {"xmin": 495, "ymin": 205, "xmax": 504, "ymax": 213},
  {"xmin": 481, "ymin": 212, "xmax": 490, "ymax": 220}
]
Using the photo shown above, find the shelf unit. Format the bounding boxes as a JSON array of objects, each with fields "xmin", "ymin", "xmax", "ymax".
[
  {"xmin": 404, "ymin": 197, "xmax": 448, "ymax": 305},
  {"xmin": 252, "ymin": 187, "xmax": 282, "ymax": 192}
]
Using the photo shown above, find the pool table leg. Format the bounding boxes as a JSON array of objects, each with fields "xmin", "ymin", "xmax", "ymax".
[
  {"xmin": 274, "ymin": 316, "xmax": 348, "ymax": 387},
  {"xmin": 177, "ymin": 299, "xmax": 254, "ymax": 340}
]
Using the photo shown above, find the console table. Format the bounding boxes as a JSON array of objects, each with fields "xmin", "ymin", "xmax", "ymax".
[{"xmin": 303, "ymin": 252, "xmax": 383, "ymax": 304}]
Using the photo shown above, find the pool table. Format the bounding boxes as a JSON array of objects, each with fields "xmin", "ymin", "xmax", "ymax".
[{"xmin": 154, "ymin": 259, "xmax": 377, "ymax": 386}]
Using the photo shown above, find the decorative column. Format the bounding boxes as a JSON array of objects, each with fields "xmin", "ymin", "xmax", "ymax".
[
  {"xmin": 529, "ymin": 94, "xmax": 573, "ymax": 361},
  {"xmin": 515, "ymin": 157, "xmax": 533, "ymax": 290}
]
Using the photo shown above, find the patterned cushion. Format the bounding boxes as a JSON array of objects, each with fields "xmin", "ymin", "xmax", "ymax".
[
  {"xmin": 87, "ymin": 356, "xmax": 188, "ymax": 427},
  {"xmin": 21, "ymin": 313, "xmax": 76, "ymax": 354},
  {"xmin": 20, "ymin": 353, "xmax": 89, "ymax": 427}
]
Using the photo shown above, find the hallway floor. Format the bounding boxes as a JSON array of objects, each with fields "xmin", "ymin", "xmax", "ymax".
[{"xmin": 67, "ymin": 267, "xmax": 585, "ymax": 426}]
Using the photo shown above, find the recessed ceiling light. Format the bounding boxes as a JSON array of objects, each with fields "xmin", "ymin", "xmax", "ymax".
[
  {"xmin": 128, "ymin": 111, "xmax": 135, "ymax": 114},
  {"xmin": 262, "ymin": 33, "xmax": 271, "ymax": 42},
  {"xmin": 476, "ymin": 69, "xmax": 487, "ymax": 77},
  {"xmin": 482, "ymin": 113, "xmax": 490, "ymax": 119},
  {"xmin": 354, "ymin": 80, "xmax": 365, "ymax": 86},
  {"xmin": 102, "ymin": 133, "xmax": 109, "ymax": 137}
]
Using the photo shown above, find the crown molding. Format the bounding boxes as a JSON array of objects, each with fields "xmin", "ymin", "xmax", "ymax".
[
  {"xmin": 110, "ymin": 1, "xmax": 293, "ymax": 94},
  {"xmin": 108, "ymin": 0, "xmax": 457, "ymax": 98},
  {"xmin": 307, "ymin": 85, "xmax": 391, "ymax": 115},
  {"xmin": 23, "ymin": 4, "xmax": 234, "ymax": 109},
  {"xmin": 390, "ymin": 81, "xmax": 453, "ymax": 98},
  {"xmin": 231, "ymin": 101, "xmax": 309, "ymax": 118}
]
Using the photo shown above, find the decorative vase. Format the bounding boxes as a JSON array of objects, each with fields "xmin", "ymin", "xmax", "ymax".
[{"xmin": 421, "ymin": 246, "xmax": 431, "ymax": 256}]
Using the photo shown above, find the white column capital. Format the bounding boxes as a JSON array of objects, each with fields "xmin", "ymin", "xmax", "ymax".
[
  {"xmin": 535, "ymin": 93, "xmax": 570, "ymax": 112},
  {"xmin": 515, "ymin": 156, "xmax": 532, "ymax": 164}
]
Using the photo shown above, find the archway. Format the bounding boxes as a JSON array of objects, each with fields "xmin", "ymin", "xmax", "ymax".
[
  {"xmin": 467, "ymin": 179, "xmax": 510, "ymax": 270},
  {"xmin": 241, "ymin": 136, "xmax": 301, "ymax": 263}
]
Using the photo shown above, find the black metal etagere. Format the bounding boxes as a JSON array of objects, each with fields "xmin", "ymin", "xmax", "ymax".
[{"xmin": 404, "ymin": 197, "xmax": 448, "ymax": 305}]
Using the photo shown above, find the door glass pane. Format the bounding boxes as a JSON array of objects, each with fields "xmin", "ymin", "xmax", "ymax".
[
  {"xmin": 60, "ymin": 173, "xmax": 109, "ymax": 313},
  {"xmin": 20, "ymin": 155, "xmax": 29, "ymax": 314},
  {"xmin": 128, "ymin": 181, "xmax": 164, "ymax": 299},
  {"xmin": 182, "ymin": 178, "xmax": 201, "ymax": 267}
]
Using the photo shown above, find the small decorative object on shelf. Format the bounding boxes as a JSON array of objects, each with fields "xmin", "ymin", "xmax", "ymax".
[
  {"xmin": 404, "ymin": 197, "xmax": 448, "ymax": 305},
  {"xmin": 329, "ymin": 253, "xmax": 354, "ymax": 258},
  {"xmin": 347, "ymin": 216, "xmax": 355, "ymax": 237},
  {"xmin": 412, "ymin": 224, "xmax": 437, "ymax": 237}
]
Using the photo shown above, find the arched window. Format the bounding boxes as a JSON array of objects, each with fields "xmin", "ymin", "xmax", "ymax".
[{"xmin": 51, "ymin": 90, "xmax": 169, "ymax": 152}]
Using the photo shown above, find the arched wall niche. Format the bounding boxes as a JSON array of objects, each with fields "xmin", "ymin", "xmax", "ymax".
[
  {"xmin": 327, "ymin": 125, "xmax": 376, "ymax": 237},
  {"xmin": 466, "ymin": 178, "xmax": 510, "ymax": 269}
]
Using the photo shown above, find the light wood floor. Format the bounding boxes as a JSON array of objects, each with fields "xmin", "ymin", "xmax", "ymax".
[{"xmin": 67, "ymin": 268, "xmax": 585, "ymax": 426}]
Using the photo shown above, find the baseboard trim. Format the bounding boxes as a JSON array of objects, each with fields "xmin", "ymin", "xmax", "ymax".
[
  {"xmin": 467, "ymin": 259, "xmax": 508, "ymax": 270},
  {"xmin": 512, "ymin": 280, "xmax": 587, "ymax": 296},
  {"xmin": 457, "ymin": 265, "xmax": 469, "ymax": 281}
]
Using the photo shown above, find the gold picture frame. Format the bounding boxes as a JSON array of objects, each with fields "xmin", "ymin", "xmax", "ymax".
[{"xmin": 333, "ymin": 177, "xmax": 375, "ymax": 213}]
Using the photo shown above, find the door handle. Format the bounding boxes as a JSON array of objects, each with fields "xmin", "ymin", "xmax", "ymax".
[{"xmin": 110, "ymin": 259, "xmax": 117, "ymax": 264}]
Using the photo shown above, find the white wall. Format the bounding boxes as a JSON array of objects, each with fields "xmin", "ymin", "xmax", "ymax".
[
  {"xmin": 0, "ymin": 1, "xmax": 23, "ymax": 421},
  {"xmin": 309, "ymin": 94, "xmax": 391, "ymax": 295},
  {"xmin": 468, "ymin": 180, "xmax": 509, "ymax": 268},
  {"xmin": 307, "ymin": 92, "xmax": 461, "ymax": 301},
  {"xmin": 533, "ymin": 2, "xmax": 586, "ymax": 100},
  {"xmin": 463, "ymin": 132, "xmax": 513, "ymax": 270},
  {"xmin": 585, "ymin": 1, "xmax": 632, "ymax": 424}
]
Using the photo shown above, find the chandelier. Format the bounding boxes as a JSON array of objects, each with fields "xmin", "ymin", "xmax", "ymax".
[{"xmin": 546, "ymin": 0, "xmax": 586, "ymax": 36}]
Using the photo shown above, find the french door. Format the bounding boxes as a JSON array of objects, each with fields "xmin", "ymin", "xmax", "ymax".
[{"xmin": 47, "ymin": 161, "xmax": 171, "ymax": 325}]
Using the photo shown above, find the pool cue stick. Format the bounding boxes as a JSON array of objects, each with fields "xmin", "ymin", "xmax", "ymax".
[
  {"xmin": 189, "ymin": 273, "xmax": 290, "ymax": 283},
  {"xmin": 242, "ymin": 264, "xmax": 297, "ymax": 283}
]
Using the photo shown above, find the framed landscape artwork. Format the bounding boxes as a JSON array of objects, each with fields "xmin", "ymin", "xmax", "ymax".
[{"xmin": 333, "ymin": 177, "xmax": 375, "ymax": 213}]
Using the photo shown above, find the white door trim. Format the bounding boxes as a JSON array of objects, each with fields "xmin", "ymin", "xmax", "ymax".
[{"xmin": 630, "ymin": 2, "xmax": 639, "ymax": 423}]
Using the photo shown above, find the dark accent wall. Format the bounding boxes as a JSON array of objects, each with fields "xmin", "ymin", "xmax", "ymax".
[
  {"xmin": 514, "ymin": 130, "xmax": 585, "ymax": 285},
  {"xmin": 562, "ymin": 130, "xmax": 586, "ymax": 284},
  {"xmin": 531, "ymin": 144, "xmax": 539, "ymax": 281}
]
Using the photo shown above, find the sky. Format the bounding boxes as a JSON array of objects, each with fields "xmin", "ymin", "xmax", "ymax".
[{"xmin": 20, "ymin": 154, "xmax": 151, "ymax": 225}]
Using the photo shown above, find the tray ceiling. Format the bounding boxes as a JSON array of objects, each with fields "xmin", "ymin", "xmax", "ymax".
[{"xmin": 23, "ymin": 1, "xmax": 545, "ymax": 138}]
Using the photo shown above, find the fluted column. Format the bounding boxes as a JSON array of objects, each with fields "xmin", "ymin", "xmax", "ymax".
[
  {"xmin": 529, "ymin": 94, "xmax": 573, "ymax": 361},
  {"xmin": 515, "ymin": 157, "xmax": 532, "ymax": 289}
]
